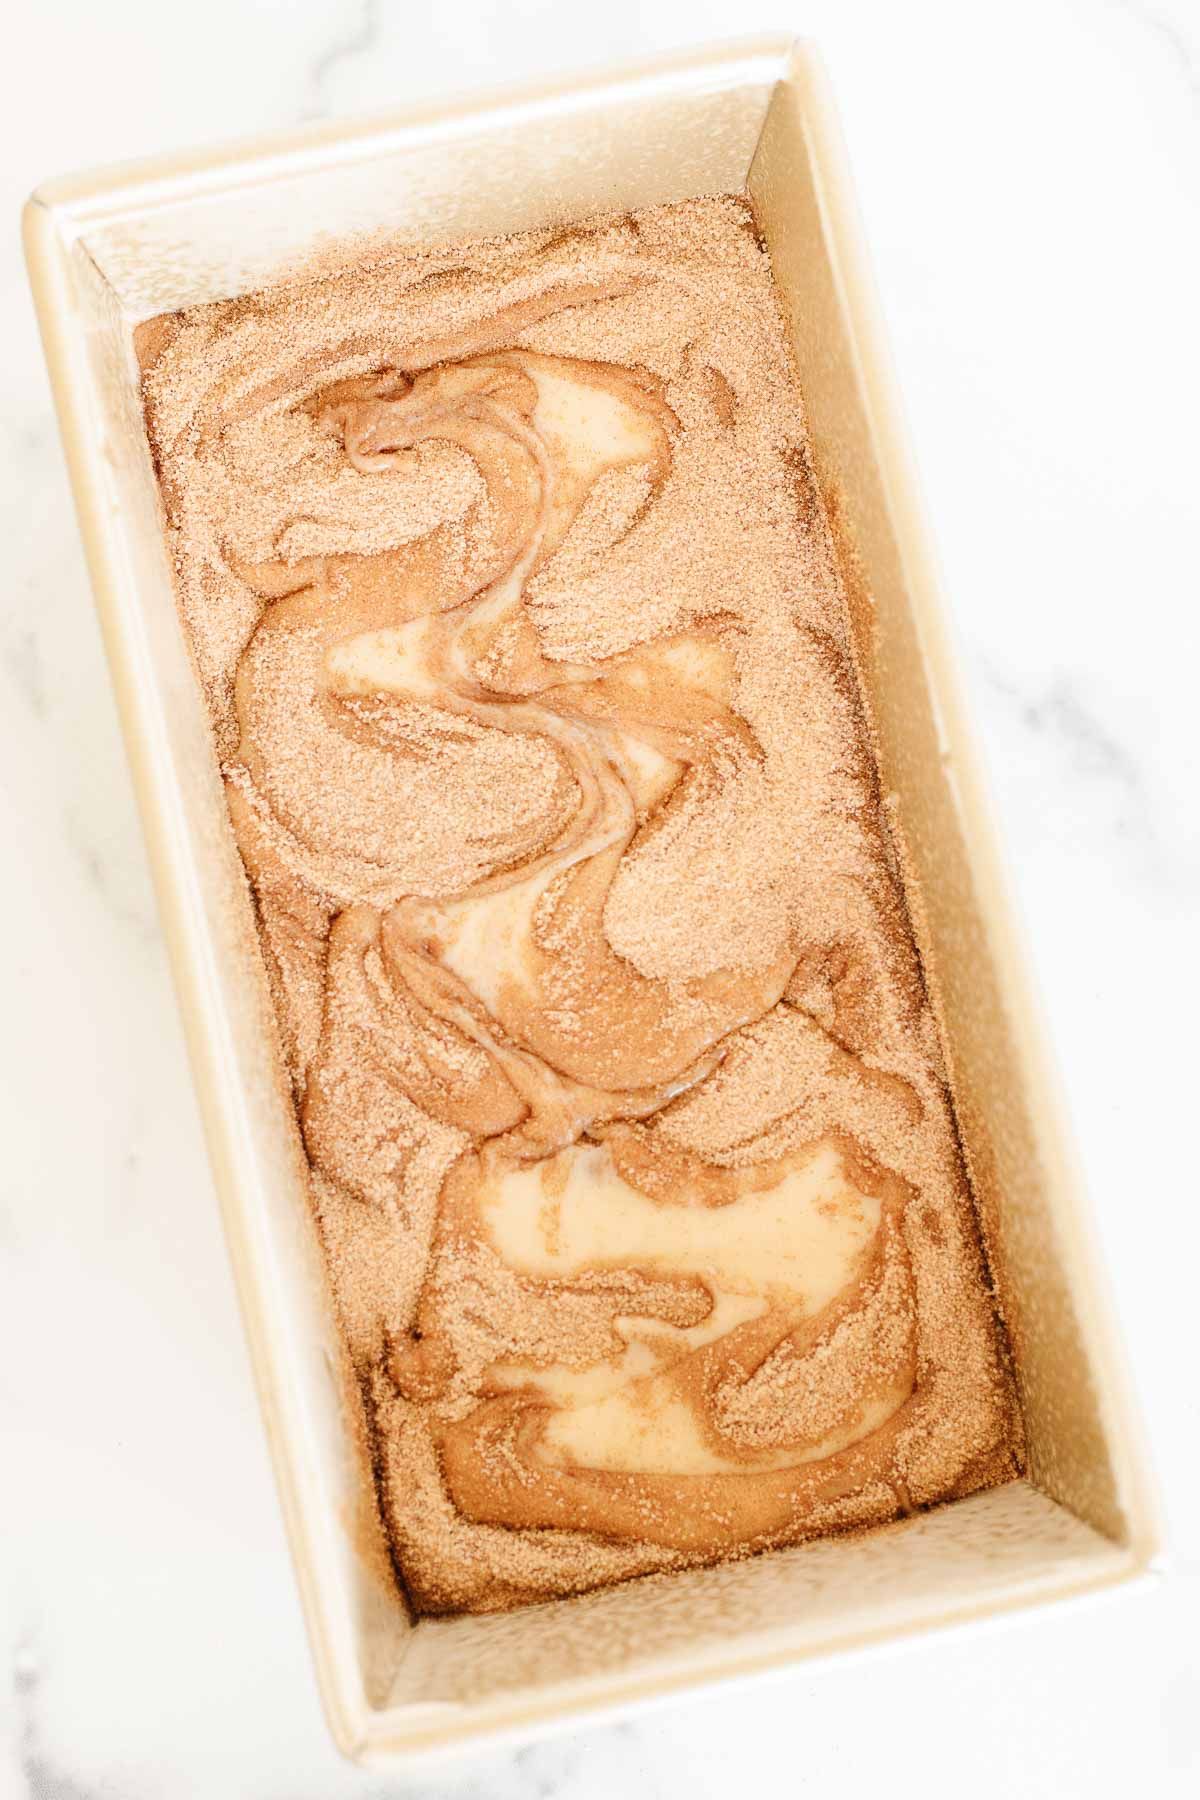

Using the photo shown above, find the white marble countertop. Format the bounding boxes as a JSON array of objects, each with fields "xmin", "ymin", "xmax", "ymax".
[{"xmin": 2, "ymin": 2, "xmax": 1197, "ymax": 1795}]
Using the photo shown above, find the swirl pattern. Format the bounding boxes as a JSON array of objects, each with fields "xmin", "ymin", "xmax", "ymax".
[{"xmin": 140, "ymin": 196, "xmax": 1022, "ymax": 1613}]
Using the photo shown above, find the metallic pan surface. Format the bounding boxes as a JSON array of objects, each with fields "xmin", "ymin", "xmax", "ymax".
[{"xmin": 24, "ymin": 36, "xmax": 1160, "ymax": 1767}]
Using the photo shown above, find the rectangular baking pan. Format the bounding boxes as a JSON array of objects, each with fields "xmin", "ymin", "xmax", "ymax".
[{"xmin": 23, "ymin": 35, "xmax": 1160, "ymax": 1766}]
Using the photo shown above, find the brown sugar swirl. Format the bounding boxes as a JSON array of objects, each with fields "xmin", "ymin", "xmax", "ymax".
[{"xmin": 140, "ymin": 196, "xmax": 1023, "ymax": 1614}]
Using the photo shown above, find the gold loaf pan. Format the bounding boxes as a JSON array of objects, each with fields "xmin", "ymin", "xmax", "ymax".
[{"xmin": 24, "ymin": 36, "xmax": 1158, "ymax": 1767}]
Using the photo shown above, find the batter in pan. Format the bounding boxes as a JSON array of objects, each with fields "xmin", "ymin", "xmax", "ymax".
[{"xmin": 140, "ymin": 195, "xmax": 1022, "ymax": 1614}]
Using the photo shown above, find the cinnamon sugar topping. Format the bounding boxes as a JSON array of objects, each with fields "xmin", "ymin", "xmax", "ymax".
[{"xmin": 141, "ymin": 195, "xmax": 1023, "ymax": 1615}]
